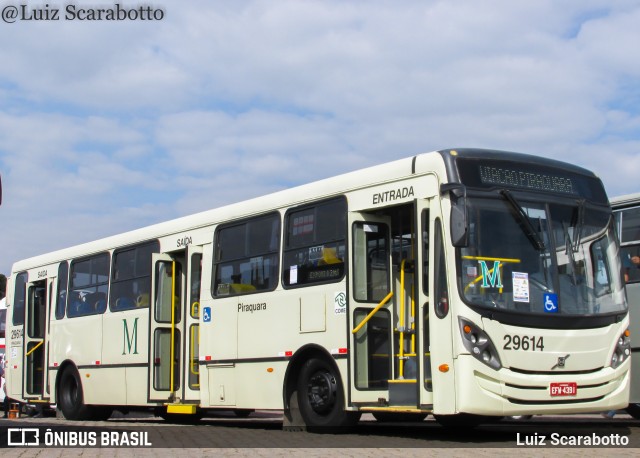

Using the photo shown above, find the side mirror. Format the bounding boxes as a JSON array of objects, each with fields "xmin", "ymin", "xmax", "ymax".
[{"xmin": 440, "ymin": 183, "xmax": 468, "ymax": 247}]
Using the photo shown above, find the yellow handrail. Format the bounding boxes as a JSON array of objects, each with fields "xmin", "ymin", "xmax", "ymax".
[
  {"xmin": 411, "ymin": 282, "xmax": 416, "ymax": 356},
  {"xmin": 399, "ymin": 259, "xmax": 406, "ymax": 379},
  {"xmin": 461, "ymin": 255, "xmax": 521, "ymax": 263},
  {"xmin": 190, "ymin": 325, "xmax": 200, "ymax": 378},
  {"xmin": 26, "ymin": 340, "xmax": 44, "ymax": 357},
  {"xmin": 352, "ymin": 291, "xmax": 394, "ymax": 334}
]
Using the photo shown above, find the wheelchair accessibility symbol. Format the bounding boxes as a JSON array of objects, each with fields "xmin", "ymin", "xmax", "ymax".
[
  {"xmin": 203, "ymin": 306, "xmax": 212, "ymax": 323},
  {"xmin": 543, "ymin": 293, "xmax": 558, "ymax": 313}
]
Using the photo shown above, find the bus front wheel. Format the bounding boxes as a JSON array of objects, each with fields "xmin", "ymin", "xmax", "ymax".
[
  {"xmin": 58, "ymin": 367, "xmax": 93, "ymax": 421},
  {"xmin": 296, "ymin": 358, "xmax": 359, "ymax": 431}
]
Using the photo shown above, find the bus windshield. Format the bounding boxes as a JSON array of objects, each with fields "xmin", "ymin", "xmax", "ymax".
[{"xmin": 458, "ymin": 193, "xmax": 626, "ymax": 316}]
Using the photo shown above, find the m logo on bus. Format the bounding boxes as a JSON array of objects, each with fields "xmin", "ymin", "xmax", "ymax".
[
  {"xmin": 122, "ymin": 318, "xmax": 139, "ymax": 355},
  {"xmin": 479, "ymin": 260, "xmax": 503, "ymax": 288}
]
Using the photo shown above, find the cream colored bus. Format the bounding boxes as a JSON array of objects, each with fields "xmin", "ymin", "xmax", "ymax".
[{"xmin": 4, "ymin": 149, "xmax": 630, "ymax": 429}]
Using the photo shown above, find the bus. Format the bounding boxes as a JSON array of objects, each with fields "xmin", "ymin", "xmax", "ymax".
[
  {"xmin": 610, "ymin": 193, "xmax": 640, "ymax": 419},
  {"xmin": 4, "ymin": 148, "xmax": 630, "ymax": 429}
]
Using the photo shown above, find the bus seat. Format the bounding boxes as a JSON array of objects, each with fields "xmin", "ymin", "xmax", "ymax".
[
  {"xmin": 136, "ymin": 293, "xmax": 150, "ymax": 307},
  {"xmin": 95, "ymin": 299, "xmax": 107, "ymax": 313},
  {"xmin": 116, "ymin": 296, "xmax": 136, "ymax": 310},
  {"xmin": 68, "ymin": 292, "xmax": 83, "ymax": 316},
  {"xmin": 319, "ymin": 247, "xmax": 341, "ymax": 265},
  {"xmin": 230, "ymin": 283, "xmax": 257, "ymax": 294},
  {"xmin": 84, "ymin": 292, "xmax": 106, "ymax": 313}
]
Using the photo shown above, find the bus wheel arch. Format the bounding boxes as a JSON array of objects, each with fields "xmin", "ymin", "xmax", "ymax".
[
  {"xmin": 283, "ymin": 345, "xmax": 359, "ymax": 431},
  {"xmin": 283, "ymin": 345, "xmax": 334, "ymax": 412}
]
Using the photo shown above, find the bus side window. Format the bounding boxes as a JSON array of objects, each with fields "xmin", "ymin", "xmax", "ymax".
[
  {"xmin": 67, "ymin": 253, "xmax": 110, "ymax": 318},
  {"xmin": 282, "ymin": 197, "xmax": 347, "ymax": 288},
  {"xmin": 56, "ymin": 262, "xmax": 68, "ymax": 319},
  {"xmin": 213, "ymin": 212, "xmax": 281, "ymax": 297},
  {"xmin": 12, "ymin": 272, "xmax": 28, "ymax": 326},
  {"xmin": 110, "ymin": 241, "xmax": 159, "ymax": 312}
]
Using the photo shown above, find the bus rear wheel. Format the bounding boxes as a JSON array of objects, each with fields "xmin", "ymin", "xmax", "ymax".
[
  {"xmin": 58, "ymin": 367, "xmax": 93, "ymax": 421},
  {"xmin": 296, "ymin": 358, "xmax": 359, "ymax": 431}
]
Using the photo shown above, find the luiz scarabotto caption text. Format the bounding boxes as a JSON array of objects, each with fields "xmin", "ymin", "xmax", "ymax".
[{"xmin": 2, "ymin": 3, "xmax": 165, "ymax": 23}]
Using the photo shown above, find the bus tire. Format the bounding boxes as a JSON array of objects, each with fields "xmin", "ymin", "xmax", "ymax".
[
  {"xmin": 296, "ymin": 357, "xmax": 359, "ymax": 432},
  {"xmin": 58, "ymin": 367, "xmax": 93, "ymax": 421},
  {"xmin": 627, "ymin": 403, "xmax": 640, "ymax": 419}
]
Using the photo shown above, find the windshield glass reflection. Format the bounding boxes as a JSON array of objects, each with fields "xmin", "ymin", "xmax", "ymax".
[{"xmin": 458, "ymin": 196, "xmax": 625, "ymax": 316}]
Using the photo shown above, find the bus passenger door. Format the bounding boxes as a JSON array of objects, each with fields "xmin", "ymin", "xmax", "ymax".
[
  {"xmin": 348, "ymin": 213, "xmax": 395, "ymax": 404},
  {"xmin": 182, "ymin": 246, "xmax": 203, "ymax": 403},
  {"xmin": 419, "ymin": 202, "xmax": 456, "ymax": 414},
  {"xmin": 416, "ymin": 201, "xmax": 435, "ymax": 408},
  {"xmin": 149, "ymin": 254, "xmax": 184, "ymax": 402},
  {"xmin": 22, "ymin": 280, "xmax": 48, "ymax": 400}
]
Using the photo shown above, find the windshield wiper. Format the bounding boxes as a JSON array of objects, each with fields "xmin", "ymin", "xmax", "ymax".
[
  {"xmin": 572, "ymin": 199, "xmax": 585, "ymax": 252},
  {"xmin": 563, "ymin": 221, "xmax": 579, "ymax": 285},
  {"xmin": 500, "ymin": 189, "xmax": 546, "ymax": 251}
]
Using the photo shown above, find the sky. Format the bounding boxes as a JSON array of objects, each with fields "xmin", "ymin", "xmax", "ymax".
[{"xmin": 1, "ymin": 0, "xmax": 640, "ymax": 275}]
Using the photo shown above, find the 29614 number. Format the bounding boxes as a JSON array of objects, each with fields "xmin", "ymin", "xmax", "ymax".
[{"xmin": 503, "ymin": 334, "xmax": 544, "ymax": 351}]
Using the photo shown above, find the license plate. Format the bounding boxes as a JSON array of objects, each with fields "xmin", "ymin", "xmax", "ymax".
[{"xmin": 550, "ymin": 382, "xmax": 577, "ymax": 396}]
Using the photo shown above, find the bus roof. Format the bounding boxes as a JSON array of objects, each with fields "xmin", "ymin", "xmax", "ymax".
[{"xmin": 610, "ymin": 192, "xmax": 640, "ymax": 208}]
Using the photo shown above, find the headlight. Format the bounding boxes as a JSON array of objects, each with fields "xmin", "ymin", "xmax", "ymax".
[
  {"xmin": 611, "ymin": 329, "xmax": 630, "ymax": 369},
  {"xmin": 458, "ymin": 317, "xmax": 502, "ymax": 370}
]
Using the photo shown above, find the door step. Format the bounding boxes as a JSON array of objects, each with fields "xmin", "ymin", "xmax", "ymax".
[
  {"xmin": 388, "ymin": 379, "xmax": 418, "ymax": 405},
  {"xmin": 166, "ymin": 403, "xmax": 197, "ymax": 414},
  {"xmin": 360, "ymin": 406, "xmax": 430, "ymax": 414}
]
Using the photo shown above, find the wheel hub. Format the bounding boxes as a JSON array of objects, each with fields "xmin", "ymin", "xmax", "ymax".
[{"xmin": 306, "ymin": 370, "xmax": 337, "ymax": 414}]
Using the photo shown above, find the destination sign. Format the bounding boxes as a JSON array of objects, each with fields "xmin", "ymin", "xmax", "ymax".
[
  {"xmin": 455, "ymin": 158, "xmax": 608, "ymax": 203},
  {"xmin": 478, "ymin": 165, "xmax": 576, "ymax": 195}
]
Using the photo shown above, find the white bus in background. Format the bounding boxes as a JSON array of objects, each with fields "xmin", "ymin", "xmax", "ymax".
[
  {"xmin": 611, "ymin": 193, "xmax": 640, "ymax": 419},
  {"xmin": 3, "ymin": 148, "xmax": 630, "ymax": 429}
]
